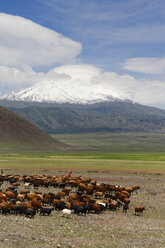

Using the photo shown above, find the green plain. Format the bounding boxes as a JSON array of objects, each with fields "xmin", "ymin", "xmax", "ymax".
[{"xmin": 1, "ymin": 132, "xmax": 165, "ymax": 173}]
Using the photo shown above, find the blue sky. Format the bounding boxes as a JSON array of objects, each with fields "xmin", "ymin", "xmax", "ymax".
[
  {"xmin": 0, "ymin": 0, "xmax": 165, "ymax": 108},
  {"xmin": 1, "ymin": 0, "xmax": 165, "ymax": 72}
]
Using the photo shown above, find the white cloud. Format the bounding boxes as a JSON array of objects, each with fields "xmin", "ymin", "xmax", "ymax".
[
  {"xmin": 91, "ymin": 72, "xmax": 137, "ymax": 99},
  {"xmin": 52, "ymin": 64, "xmax": 101, "ymax": 81},
  {"xmin": 123, "ymin": 57, "xmax": 165, "ymax": 74},
  {"xmin": 0, "ymin": 13, "xmax": 82, "ymax": 67},
  {"xmin": 0, "ymin": 65, "xmax": 44, "ymax": 94},
  {"xmin": 50, "ymin": 64, "xmax": 165, "ymax": 108}
]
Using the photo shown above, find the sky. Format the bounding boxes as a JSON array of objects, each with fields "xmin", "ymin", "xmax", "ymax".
[{"xmin": 0, "ymin": 0, "xmax": 165, "ymax": 108}]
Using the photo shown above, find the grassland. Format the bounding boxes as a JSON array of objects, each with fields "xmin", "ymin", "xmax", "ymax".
[
  {"xmin": 1, "ymin": 132, "xmax": 165, "ymax": 173},
  {"xmin": 52, "ymin": 131, "xmax": 165, "ymax": 153},
  {"xmin": 1, "ymin": 151, "xmax": 165, "ymax": 173}
]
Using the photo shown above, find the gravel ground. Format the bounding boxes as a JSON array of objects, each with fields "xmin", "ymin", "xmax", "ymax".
[{"xmin": 0, "ymin": 169, "xmax": 165, "ymax": 248}]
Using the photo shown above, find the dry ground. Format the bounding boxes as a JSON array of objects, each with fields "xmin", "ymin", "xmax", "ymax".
[{"xmin": 0, "ymin": 169, "xmax": 165, "ymax": 248}]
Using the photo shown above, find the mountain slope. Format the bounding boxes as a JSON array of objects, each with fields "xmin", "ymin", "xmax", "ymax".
[
  {"xmin": 0, "ymin": 105, "xmax": 67, "ymax": 151},
  {"xmin": 1, "ymin": 100, "xmax": 165, "ymax": 134}
]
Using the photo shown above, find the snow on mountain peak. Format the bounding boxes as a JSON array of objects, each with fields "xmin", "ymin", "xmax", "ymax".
[{"xmin": 0, "ymin": 64, "xmax": 122, "ymax": 104}]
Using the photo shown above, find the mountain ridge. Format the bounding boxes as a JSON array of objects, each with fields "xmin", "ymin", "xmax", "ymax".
[{"xmin": 1, "ymin": 100, "xmax": 165, "ymax": 134}]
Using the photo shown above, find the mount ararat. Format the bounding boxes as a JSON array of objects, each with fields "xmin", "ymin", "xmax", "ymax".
[
  {"xmin": 1, "ymin": 72, "xmax": 165, "ymax": 134},
  {"xmin": 0, "ymin": 66, "xmax": 119, "ymax": 104}
]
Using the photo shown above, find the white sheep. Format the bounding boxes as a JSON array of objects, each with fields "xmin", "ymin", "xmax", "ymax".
[
  {"xmin": 98, "ymin": 202, "xmax": 106, "ymax": 208},
  {"xmin": 24, "ymin": 183, "xmax": 30, "ymax": 189},
  {"xmin": 96, "ymin": 201, "xmax": 106, "ymax": 207},
  {"xmin": 61, "ymin": 208, "xmax": 72, "ymax": 217}
]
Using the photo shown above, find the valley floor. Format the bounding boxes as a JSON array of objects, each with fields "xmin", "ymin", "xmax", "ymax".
[
  {"xmin": 0, "ymin": 169, "xmax": 165, "ymax": 248},
  {"xmin": 1, "ymin": 132, "xmax": 165, "ymax": 247}
]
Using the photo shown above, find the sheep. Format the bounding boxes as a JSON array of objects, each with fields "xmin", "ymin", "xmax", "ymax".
[
  {"xmin": 25, "ymin": 207, "xmax": 36, "ymax": 218},
  {"xmin": 96, "ymin": 201, "xmax": 107, "ymax": 210},
  {"xmin": 40, "ymin": 207, "xmax": 53, "ymax": 216},
  {"xmin": 61, "ymin": 208, "xmax": 72, "ymax": 217},
  {"xmin": 88, "ymin": 203, "xmax": 102, "ymax": 214},
  {"xmin": 135, "ymin": 206, "xmax": 145, "ymax": 215},
  {"xmin": 24, "ymin": 183, "xmax": 30, "ymax": 189},
  {"xmin": 1, "ymin": 206, "xmax": 11, "ymax": 215},
  {"xmin": 17, "ymin": 193, "xmax": 25, "ymax": 201},
  {"xmin": 5, "ymin": 191, "xmax": 16, "ymax": 199},
  {"xmin": 62, "ymin": 188, "xmax": 71, "ymax": 195},
  {"xmin": 94, "ymin": 191, "xmax": 103, "ymax": 199},
  {"xmin": 123, "ymin": 198, "xmax": 130, "ymax": 205},
  {"xmin": 55, "ymin": 191, "xmax": 66, "ymax": 200},
  {"xmin": 31, "ymin": 199, "xmax": 42, "ymax": 212},
  {"xmin": 95, "ymin": 185, "xmax": 106, "ymax": 193},
  {"xmin": 132, "ymin": 185, "xmax": 140, "ymax": 194},
  {"xmin": 0, "ymin": 173, "xmax": 146, "ymax": 219},
  {"xmin": 123, "ymin": 204, "xmax": 129, "ymax": 213},
  {"xmin": 78, "ymin": 183, "xmax": 87, "ymax": 193},
  {"xmin": 71, "ymin": 204, "xmax": 88, "ymax": 215},
  {"xmin": 109, "ymin": 202, "xmax": 118, "ymax": 211}
]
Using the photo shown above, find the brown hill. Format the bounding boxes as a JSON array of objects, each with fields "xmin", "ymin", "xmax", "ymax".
[{"xmin": 0, "ymin": 106, "xmax": 67, "ymax": 151}]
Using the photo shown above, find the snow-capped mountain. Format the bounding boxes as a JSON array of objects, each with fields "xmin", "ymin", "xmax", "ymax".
[
  {"xmin": 0, "ymin": 64, "xmax": 128, "ymax": 104},
  {"xmin": 0, "ymin": 79, "xmax": 121, "ymax": 104}
]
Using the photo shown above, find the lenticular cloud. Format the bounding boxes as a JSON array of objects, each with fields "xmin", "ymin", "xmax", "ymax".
[{"xmin": 0, "ymin": 13, "xmax": 82, "ymax": 67}]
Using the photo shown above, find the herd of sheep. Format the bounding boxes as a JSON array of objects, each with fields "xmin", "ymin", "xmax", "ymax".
[{"xmin": 0, "ymin": 173, "xmax": 145, "ymax": 218}]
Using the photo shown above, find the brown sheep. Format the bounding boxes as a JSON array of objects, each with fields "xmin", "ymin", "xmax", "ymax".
[
  {"xmin": 90, "ymin": 203, "xmax": 102, "ymax": 214},
  {"xmin": 68, "ymin": 193, "xmax": 79, "ymax": 202},
  {"xmin": 0, "ymin": 193, "xmax": 7, "ymax": 201},
  {"xmin": 115, "ymin": 192, "xmax": 128, "ymax": 201},
  {"xmin": 5, "ymin": 191, "xmax": 16, "ymax": 199},
  {"xmin": 78, "ymin": 183, "xmax": 87, "ymax": 193},
  {"xmin": 135, "ymin": 206, "xmax": 145, "ymax": 215},
  {"xmin": 81, "ymin": 196, "xmax": 91, "ymax": 204},
  {"xmin": 85, "ymin": 184, "xmax": 94, "ymax": 195},
  {"xmin": 124, "ymin": 187, "xmax": 133, "ymax": 194},
  {"xmin": 62, "ymin": 188, "xmax": 71, "ymax": 195},
  {"xmin": 0, "ymin": 201, "xmax": 9, "ymax": 211},
  {"xmin": 71, "ymin": 201, "xmax": 85, "ymax": 206},
  {"xmin": 121, "ymin": 190, "xmax": 130, "ymax": 198},
  {"xmin": 123, "ymin": 204, "xmax": 129, "ymax": 213},
  {"xmin": 123, "ymin": 198, "xmax": 130, "ymax": 205},
  {"xmin": 26, "ymin": 193, "xmax": 38, "ymax": 201},
  {"xmin": 65, "ymin": 201, "xmax": 71, "ymax": 209},
  {"xmin": 23, "ymin": 202, "xmax": 34, "ymax": 209},
  {"xmin": 55, "ymin": 191, "xmax": 66, "ymax": 200},
  {"xmin": 95, "ymin": 185, "xmax": 106, "ymax": 193},
  {"xmin": 31, "ymin": 199, "xmax": 42, "ymax": 212},
  {"xmin": 106, "ymin": 185, "xmax": 117, "ymax": 192},
  {"xmin": 53, "ymin": 199, "xmax": 61, "ymax": 209},
  {"xmin": 132, "ymin": 185, "xmax": 140, "ymax": 194},
  {"xmin": 68, "ymin": 181, "xmax": 80, "ymax": 188},
  {"xmin": 12, "ymin": 182, "xmax": 20, "ymax": 188},
  {"xmin": 109, "ymin": 202, "xmax": 118, "ymax": 211},
  {"xmin": 17, "ymin": 194, "xmax": 26, "ymax": 201},
  {"xmin": 19, "ymin": 190, "xmax": 29, "ymax": 195},
  {"xmin": 94, "ymin": 191, "xmax": 103, "ymax": 199},
  {"xmin": 18, "ymin": 176, "xmax": 24, "ymax": 182}
]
